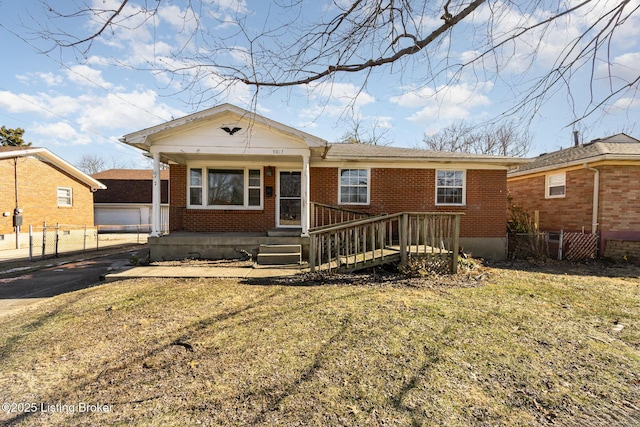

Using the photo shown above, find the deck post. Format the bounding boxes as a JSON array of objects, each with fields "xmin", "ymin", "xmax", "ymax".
[
  {"xmin": 400, "ymin": 213, "xmax": 408, "ymax": 265},
  {"xmin": 309, "ymin": 234, "xmax": 317, "ymax": 272},
  {"xmin": 451, "ymin": 214, "xmax": 461, "ymax": 273}
]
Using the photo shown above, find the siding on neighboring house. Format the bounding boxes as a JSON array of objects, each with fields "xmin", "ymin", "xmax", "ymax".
[{"xmin": 0, "ymin": 156, "xmax": 95, "ymax": 235}]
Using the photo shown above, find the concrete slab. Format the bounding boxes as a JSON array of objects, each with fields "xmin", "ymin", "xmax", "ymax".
[{"xmin": 104, "ymin": 265, "xmax": 306, "ymax": 281}]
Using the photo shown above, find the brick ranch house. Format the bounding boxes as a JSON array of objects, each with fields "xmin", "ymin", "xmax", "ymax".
[
  {"xmin": 507, "ymin": 133, "xmax": 640, "ymax": 259},
  {"xmin": 0, "ymin": 146, "xmax": 106, "ymax": 250},
  {"xmin": 120, "ymin": 104, "xmax": 526, "ymax": 262},
  {"xmin": 91, "ymin": 168, "xmax": 169, "ymax": 233}
]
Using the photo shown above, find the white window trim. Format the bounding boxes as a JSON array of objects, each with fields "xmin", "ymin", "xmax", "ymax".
[
  {"xmin": 435, "ymin": 169, "xmax": 466, "ymax": 206},
  {"xmin": 57, "ymin": 187, "xmax": 73, "ymax": 207},
  {"xmin": 338, "ymin": 168, "xmax": 371, "ymax": 206},
  {"xmin": 545, "ymin": 172, "xmax": 566, "ymax": 199},
  {"xmin": 187, "ymin": 166, "xmax": 263, "ymax": 210}
]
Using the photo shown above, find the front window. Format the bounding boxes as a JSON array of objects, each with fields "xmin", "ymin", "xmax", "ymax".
[
  {"xmin": 436, "ymin": 170, "xmax": 465, "ymax": 205},
  {"xmin": 208, "ymin": 169, "xmax": 244, "ymax": 205},
  {"xmin": 339, "ymin": 169, "xmax": 369, "ymax": 204},
  {"xmin": 546, "ymin": 172, "xmax": 566, "ymax": 198},
  {"xmin": 189, "ymin": 169, "xmax": 203, "ymax": 205},
  {"xmin": 57, "ymin": 187, "xmax": 72, "ymax": 207},
  {"xmin": 189, "ymin": 167, "xmax": 262, "ymax": 209}
]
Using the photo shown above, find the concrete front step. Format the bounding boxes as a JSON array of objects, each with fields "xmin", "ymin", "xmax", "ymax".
[
  {"xmin": 257, "ymin": 244, "xmax": 302, "ymax": 265},
  {"xmin": 259, "ymin": 244, "xmax": 302, "ymax": 254}
]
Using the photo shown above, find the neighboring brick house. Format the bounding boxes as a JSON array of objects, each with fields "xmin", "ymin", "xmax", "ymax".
[
  {"xmin": 507, "ymin": 133, "xmax": 640, "ymax": 258},
  {"xmin": 0, "ymin": 146, "xmax": 105, "ymax": 249},
  {"xmin": 91, "ymin": 169, "xmax": 169, "ymax": 232},
  {"xmin": 120, "ymin": 104, "xmax": 526, "ymax": 261}
]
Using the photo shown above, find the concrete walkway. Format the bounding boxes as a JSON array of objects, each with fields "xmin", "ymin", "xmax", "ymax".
[{"xmin": 104, "ymin": 264, "xmax": 307, "ymax": 281}]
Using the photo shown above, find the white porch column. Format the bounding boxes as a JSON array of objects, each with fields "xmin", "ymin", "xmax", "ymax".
[
  {"xmin": 150, "ymin": 152, "xmax": 162, "ymax": 237},
  {"xmin": 301, "ymin": 153, "xmax": 310, "ymax": 236}
]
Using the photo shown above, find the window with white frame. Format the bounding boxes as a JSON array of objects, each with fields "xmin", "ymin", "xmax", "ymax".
[
  {"xmin": 436, "ymin": 170, "xmax": 465, "ymax": 205},
  {"xmin": 339, "ymin": 168, "xmax": 369, "ymax": 204},
  {"xmin": 57, "ymin": 187, "xmax": 73, "ymax": 207},
  {"xmin": 189, "ymin": 167, "xmax": 262, "ymax": 208},
  {"xmin": 189, "ymin": 169, "xmax": 203, "ymax": 205},
  {"xmin": 546, "ymin": 172, "xmax": 566, "ymax": 198}
]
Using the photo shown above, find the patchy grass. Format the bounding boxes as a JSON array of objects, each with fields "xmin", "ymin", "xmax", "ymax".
[{"xmin": 0, "ymin": 263, "xmax": 639, "ymax": 426}]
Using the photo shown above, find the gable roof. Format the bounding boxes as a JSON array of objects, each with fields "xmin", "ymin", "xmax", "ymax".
[
  {"xmin": 120, "ymin": 103, "xmax": 327, "ymax": 150},
  {"xmin": 510, "ymin": 133, "xmax": 640, "ymax": 176},
  {"xmin": 324, "ymin": 143, "xmax": 528, "ymax": 167},
  {"xmin": 92, "ymin": 168, "xmax": 169, "ymax": 180},
  {"xmin": 0, "ymin": 147, "xmax": 106, "ymax": 191}
]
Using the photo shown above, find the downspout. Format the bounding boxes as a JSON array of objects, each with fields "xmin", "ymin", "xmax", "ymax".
[{"xmin": 583, "ymin": 163, "xmax": 599, "ymax": 234}]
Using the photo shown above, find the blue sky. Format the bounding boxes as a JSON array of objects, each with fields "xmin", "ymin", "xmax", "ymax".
[{"xmin": 0, "ymin": 0, "xmax": 639, "ymax": 169}]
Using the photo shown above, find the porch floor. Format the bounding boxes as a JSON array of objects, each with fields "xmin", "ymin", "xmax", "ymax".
[{"xmin": 148, "ymin": 231, "xmax": 308, "ymax": 261}]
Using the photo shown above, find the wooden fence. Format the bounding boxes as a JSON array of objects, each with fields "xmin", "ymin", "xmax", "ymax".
[{"xmin": 309, "ymin": 212, "xmax": 462, "ymax": 273}]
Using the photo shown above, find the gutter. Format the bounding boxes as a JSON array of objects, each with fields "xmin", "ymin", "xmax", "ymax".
[{"xmin": 584, "ymin": 163, "xmax": 599, "ymax": 234}]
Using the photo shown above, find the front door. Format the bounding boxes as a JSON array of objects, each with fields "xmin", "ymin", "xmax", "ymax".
[{"xmin": 277, "ymin": 170, "xmax": 302, "ymax": 227}]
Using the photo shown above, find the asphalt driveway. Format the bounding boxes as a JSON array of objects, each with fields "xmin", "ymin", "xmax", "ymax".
[{"xmin": 0, "ymin": 246, "xmax": 149, "ymax": 317}]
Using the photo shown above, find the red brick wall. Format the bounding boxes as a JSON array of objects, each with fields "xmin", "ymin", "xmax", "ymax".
[
  {"xmin": 311, "ymin": 168, "xmax": 508, "ymax": 238},
  {"xmin": 169, "ymin": 164, "xmax": 277, "ymax": 232},
  {"xmin": 508, "ymin": 166, "xmax": 640, "ymax": 234},
  {"xmin": 0, "ymin": 157, "xmax": 95, "ymax": 234},
  {"xmin": 168, "ymin": 165, "xmax": 508, "ymax": 237},
  {"xmin": 599, "ymin": 165, "xmax": 640, "ymax": 232}
]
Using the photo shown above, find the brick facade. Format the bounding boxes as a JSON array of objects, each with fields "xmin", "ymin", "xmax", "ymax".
[
  {"xmin": 0, "ymin": 156, "xmax": 95, "ymax": 235},
  {"xmin": 508, "ymin": 168, "xmax": 595, "ymax": 232},
  {"xmin": 508, "ymin": 164, "xmax": 640, "ymax": 257},
  {"xmin": 170, "ymin": 165, "xmax": 277, "ymax": 232},
  {"xmin": 599, "ymin": 165, "xmax": 640, "ymax": 233},
  {"xmin": 508, "ymin": 165, "xmax": 640, "ymax": 234},
  {"xmin": 170, "ymin": 165, "xmax": 508, "ymax": 238},
  {"xmin": 604, "ymin": 240, "xmax": 640, "ymax": 262},
  {"xmin": 312, "ymin": 168, "xmax": 507, "ymax": 238}
]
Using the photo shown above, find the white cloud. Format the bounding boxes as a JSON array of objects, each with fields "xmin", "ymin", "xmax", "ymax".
[
  {"xmin": 0, "ymin": 91, "xmax": 80, "ymax": 118},
  {"xmin": 66, "ymin": 65, "xmax": 113, "ymax": 89},
  {"xmin": 390, "ymin": 82, "xmax": 492, "ymax": 123},
  {"xmin": 30, "ymin": 122, "xmax": 92, "ymax": 146},
  {"xmin": 304, "ymin": 82, "xmax": 375, "ymax": 110},
  {"xmin": 75, "ymin": 90, "xmax": 182, "ymax": 132},
  {"xmin": 596, "ymin": 52, "xmax": 640, "ymax": 83},
  {"xmin": 16, "ymin": 72, "xmax": 64, "ymax": 87}
]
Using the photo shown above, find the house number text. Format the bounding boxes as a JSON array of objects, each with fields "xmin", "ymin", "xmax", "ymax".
[{"xmin": 272, "ymin": 149, "xmax": 284, "ymax": 155}]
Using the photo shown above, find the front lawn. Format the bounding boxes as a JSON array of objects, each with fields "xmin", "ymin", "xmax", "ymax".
[{"xmin": 0, "ymin": 262, "xmax": 639, "ymax": 426}]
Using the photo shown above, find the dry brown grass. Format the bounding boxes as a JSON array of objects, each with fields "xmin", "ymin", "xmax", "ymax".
[{"xmin": 0, "ymin": 261, "xmax": 639, "ymax": 426}]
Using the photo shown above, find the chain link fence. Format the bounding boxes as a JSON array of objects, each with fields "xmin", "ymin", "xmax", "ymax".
[{"xmin": 26, "ymin": 223, "xmax": 149, "ymax": 261}]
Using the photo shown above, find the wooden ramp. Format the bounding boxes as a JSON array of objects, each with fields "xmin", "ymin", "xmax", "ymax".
[
  {"xmin": 317, "ymin": 245, "xmax": 451, "ymax": 273},
  {"xmin": 309, "ymin": 212, "xmax": 462, "ymax": 274}
]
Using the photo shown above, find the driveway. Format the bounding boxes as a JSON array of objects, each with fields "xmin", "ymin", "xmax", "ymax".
[{"xmin": 0, "ymin": 246, "xmax": 149, "ymax": 317}]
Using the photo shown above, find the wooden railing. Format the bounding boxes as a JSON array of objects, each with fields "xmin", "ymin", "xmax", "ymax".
[
  {"xmin": 310, "ymin": 202, "xmax": 371, "ymax": 229},
  {"xmin": 309, "ymin": 212, "xmax": 462, "ymax": 273}
]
